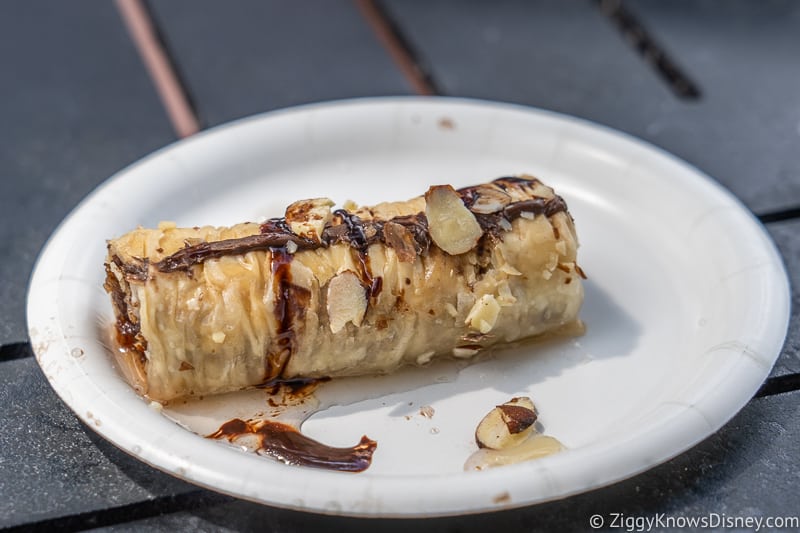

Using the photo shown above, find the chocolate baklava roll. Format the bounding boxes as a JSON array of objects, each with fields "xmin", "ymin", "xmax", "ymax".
[{"xmin": 104, "ymin": 176, "xmax": 584, "ymax": 402}]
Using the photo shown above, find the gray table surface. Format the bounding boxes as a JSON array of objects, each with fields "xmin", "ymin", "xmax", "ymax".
[{"xmin": 2, "ymin": 1, "xmax": 798, "ymax": 531}]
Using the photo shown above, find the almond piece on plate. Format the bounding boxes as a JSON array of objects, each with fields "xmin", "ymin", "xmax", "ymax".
[{"xmin": 475, "ymin": 397, "xmax": 538, "ymax": 450}]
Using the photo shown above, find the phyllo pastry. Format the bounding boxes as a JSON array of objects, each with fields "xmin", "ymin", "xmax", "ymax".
[{"xmin": 104, "ymin": 176, "xmax": 585, "ymax": 402}]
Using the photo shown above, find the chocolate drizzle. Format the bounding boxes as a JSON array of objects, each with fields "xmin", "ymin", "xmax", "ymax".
[
  {"xmin": 208, "ymin": 418, "xmax": 377, "ymax": 472},
  {"xmin": 329, "ymin": 210, "xmax": 382, "ymax": 297},
  {"xmin": 155, "ymin": 232, "xmax": 316, "ymax": 273},
  {"xmin": 384, "ymin": 214, "xmax": 430, "ymax": 260},
  {"xmin": 471, "ymin": 196, "xmax": 570, "ymax": 240},
  {"xmin": 266, "ymin": 248, "xmax": 311, "ymax": 381},
  {"xmin": 332, "ymin": 209, "xmax": 370, "ymax": 250},
  {"xmin": 152, "ymin": 177, "xmax": 567, "ymax": 274},
  {"xmin": 104, "ymin": 257, "xmax": 146, "ymax": 361},
  {"xmin": 503, "ymin": 196, "xmax": 568, "ymax": 220}
]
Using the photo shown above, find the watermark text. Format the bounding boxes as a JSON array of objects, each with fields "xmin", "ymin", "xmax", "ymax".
[{"xmin": 589, "ymin": 512, "xmax": 799, "ymax": 531}]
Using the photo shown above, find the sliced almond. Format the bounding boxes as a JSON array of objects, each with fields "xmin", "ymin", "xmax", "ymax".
[
  {"xmin": 425, "ymin": 185, "xmax": 483, "ymax": 255},
  {"xmin": 468, "ymin": 185, "xmax": 513, "ymax": 214},
  {"xmin": 494, "ymin": 176, "xmax": 554, "ymax": 202},
  {"xmin": 500, "ymin": 263, "xmax": 522, "ymax": 276},
  {"xmin": 285, "ymin": 198, "xmax": 334, "ymax": 242},
  {"xmin": 382, "ymin": 221, "xmax": 418, "ymax": 262},
  {"xmin": 475, "ymin": 397, "xmax": 538, "ymax": 450},
  {"xmin": 465, "ymin": 294, "xmax": 501, "ymax": 333},
  {"xmin": 452, "ymin": 345, "xmax": 481, "ymax": 358},
  {"xmin": 326, "ymin": 270, "xmax": 367, "ymax": 333},
  {"xmin": 496, "ymin": 281, "xmax": 517, "ymax": 306}
]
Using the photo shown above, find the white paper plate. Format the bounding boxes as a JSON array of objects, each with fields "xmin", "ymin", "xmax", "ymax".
[{"xmin": 28, "ymin": 97, "xmax": 790, "ymax": 517}]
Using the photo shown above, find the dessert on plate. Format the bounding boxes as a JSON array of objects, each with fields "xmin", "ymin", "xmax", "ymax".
[{"xmin": 104, "ymin": 175, "xmax": 584, "ymax": 402}]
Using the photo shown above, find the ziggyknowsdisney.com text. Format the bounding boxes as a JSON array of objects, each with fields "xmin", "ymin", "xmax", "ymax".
[{"xmin": 589, "ymin": 512, "xmax": 799, "ymax": 531}]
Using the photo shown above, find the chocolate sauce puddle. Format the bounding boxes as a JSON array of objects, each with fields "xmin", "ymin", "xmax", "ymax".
[{"xmin": 208, "ymin": 418, "xmax": 377, "ymax": 472}]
